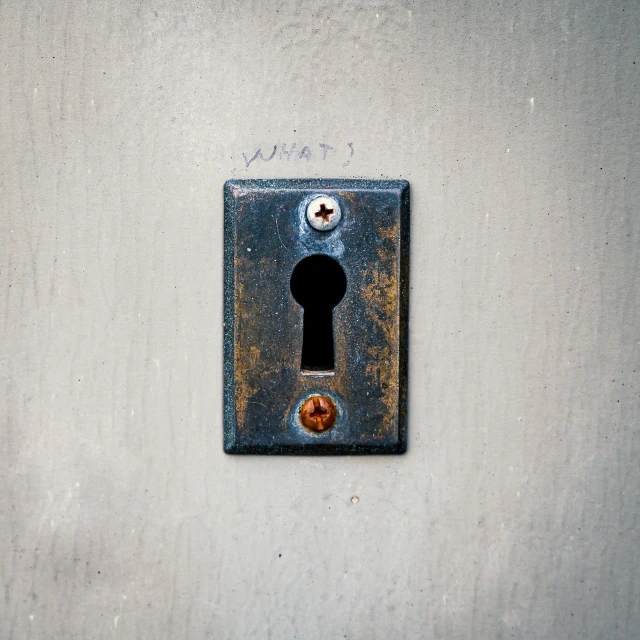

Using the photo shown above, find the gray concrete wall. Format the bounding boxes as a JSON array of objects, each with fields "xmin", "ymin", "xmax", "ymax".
[{"xmin": 1, "ymin": 1, "xmax": 639, "ymax": 638}]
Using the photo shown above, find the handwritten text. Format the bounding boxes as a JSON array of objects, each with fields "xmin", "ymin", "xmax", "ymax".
[{"xmin": 242, "ymin": 142, "xmax": 355, "ymax": 170}]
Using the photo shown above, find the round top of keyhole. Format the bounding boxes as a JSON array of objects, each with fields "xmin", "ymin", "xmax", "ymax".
[{"xmin": 290, "ymin": 254, "xmax": 347, "ymax": 309}]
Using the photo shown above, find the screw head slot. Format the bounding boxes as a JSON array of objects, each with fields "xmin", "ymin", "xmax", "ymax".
[
  {"xmin": 299, "ymin": 394, "xmax": 337, "ymax": 432},
  {"xmin": 306, "ymin": 195, "xmax": 341, "ymax": 231}
]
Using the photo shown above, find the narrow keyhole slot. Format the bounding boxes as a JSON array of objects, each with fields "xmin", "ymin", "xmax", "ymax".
[{"xmin": 290, "ymin": 255, "xmax": 347, "ymax": 373}]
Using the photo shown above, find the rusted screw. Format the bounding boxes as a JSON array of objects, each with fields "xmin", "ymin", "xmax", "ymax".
[
  {"xmin": 306, "ymin": 195, "xmax": 341, "ymax": 231},
  {"xmin": 299, "ymin": 394, "xmax": 337, "ymax": 432}
]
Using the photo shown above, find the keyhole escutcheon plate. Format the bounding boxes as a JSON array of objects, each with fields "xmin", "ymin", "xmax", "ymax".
[{"xmin": 223, "ymin": 179, "xmax": 410, "ymax": 455}]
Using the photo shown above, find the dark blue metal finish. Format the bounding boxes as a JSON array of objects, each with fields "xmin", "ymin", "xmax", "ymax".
[{"xmin": 224, "ymin": 179, "xmax": 410, "ymax": 454}]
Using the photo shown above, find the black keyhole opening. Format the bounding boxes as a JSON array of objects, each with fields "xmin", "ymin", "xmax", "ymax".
[{"xmin": 290, "ymin": 255, "xmax": 347, "ymax": 373}]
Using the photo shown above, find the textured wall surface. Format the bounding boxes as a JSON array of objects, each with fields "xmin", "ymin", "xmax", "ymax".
[{"xmin": 1, "ymin": 1, "xmax": 639, "ymax": 638}]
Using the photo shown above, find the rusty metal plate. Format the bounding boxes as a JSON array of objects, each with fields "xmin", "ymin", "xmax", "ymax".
[{"xmin": 223, "ymin": 178, "xmax": 410, "ymax": 454}]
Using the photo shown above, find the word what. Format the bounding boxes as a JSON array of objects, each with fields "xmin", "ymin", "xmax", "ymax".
[{"xmin": 242, "ymin": 142, "xmax": 354, "ymax": 169}]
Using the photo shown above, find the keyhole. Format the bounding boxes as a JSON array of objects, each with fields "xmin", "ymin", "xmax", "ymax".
[{"xmin": 290, "ymin": 255, "xmax": 347, "ymax": 373}]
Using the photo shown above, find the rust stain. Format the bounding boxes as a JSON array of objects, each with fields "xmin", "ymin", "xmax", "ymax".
[
  {"xmin": 378, "ymin": 224, "xmax": 397, "ymax": 243},
  {"xmin": 235, "ymin": 340, "xmax": 261, "ymax": 428},
  {"xmin": 360, "ymin": 221, "xmax": 400, "ymax": 436},
  {"xmin": 233, "ymin": 218, "xmax": 264, "ymax": 429},
  {"xmin": 233, "ymin": 216, "xmax": 287, "ymax": 431},
  {"xmin": 338, "ymin": 190, "xmax": 357, "ymax": 205}
]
